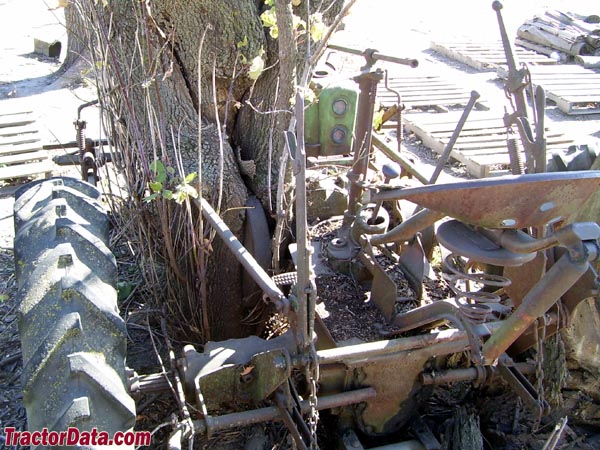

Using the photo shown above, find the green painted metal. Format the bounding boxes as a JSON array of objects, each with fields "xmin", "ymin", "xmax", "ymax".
[{"xmin": 304, "ymin": 82, "xmax": 358, "ymax": 157}]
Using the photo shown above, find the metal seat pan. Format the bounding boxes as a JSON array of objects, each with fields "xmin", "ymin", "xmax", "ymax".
[
  {"xmin": 374, "ymin": 171, "xmax": 600, "ymax": 229},
  {"xmin": 437, "ymin": 220, "xmax": 536, "ymax": 267}
]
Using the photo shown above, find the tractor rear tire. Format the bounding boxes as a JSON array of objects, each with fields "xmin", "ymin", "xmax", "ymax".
[{"xmin": 13, "ymin": 177, "xmax": 136, "ymax": 444}]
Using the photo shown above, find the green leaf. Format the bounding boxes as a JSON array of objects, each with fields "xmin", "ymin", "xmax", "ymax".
[
  {"xmin": 143, "ymin": 193, "xmax": 160, "ymax": 203},
  {"xmin": 166, "ymin": 166, "xmax": 176, "ymax": 175},
  {"xmin": 150, "ymin": 160, "xmax": 167, "ymax": 183},
  {"xmin": 182, "ymin": 184, "xmax": 198, "ymax": 199},
  {"xmin": 373, "ymin": 109, "xmax": 384, "ymax": 131},
  {"xmin": 301, "ymin": 86, "xmax": 317, "ymax": 105},
  {"xmin": 260, "ymin": 8, "xmax": 277, "ymax": 29},
  {"xmin": 173, "ymin": 190, "xmax": 187, "ymax": 205},
  {"xmin": 248, "ymin": 55, "xmax": 265, "ymax": 80},
  {"xmin": 309, "ymin": 13, "xmax": 326, "ymax": 42},
  {"xmin": 149, "ymin": 181, "xmax": 163, "ymax": 192},
  {"xmin": 0, "ymin": 294, "xmax": 8, "ymax": 302},
  {"xmin": 237, "ymin": 35, "xmax": 248, "ymax": 49},
  {"xmin": 117, "ymin": 281, "xmax": 135, "ymax": 301},
  {"xmin": 185, "ymin": 172, "xmax": 197, "ymax": 183},
  {"xmin": 293, "ymin": 15, "xmax": 306, "ymax": 32},
  {"xmin": 163, "ymin": 189, "xmax": 173, "ymax": 200},
  {"xmin": 264, "ymin": 0, "xmax": 275, "ymax": 6}
]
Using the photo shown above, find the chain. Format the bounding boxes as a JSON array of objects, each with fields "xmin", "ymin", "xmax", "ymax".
[
  {"xmin": 533, "ymin": 317, "xmax": 547, "ymax": 430},
  {"xmin": 307, "ymin": 341, "xmax": 320, "ymax": 450}
]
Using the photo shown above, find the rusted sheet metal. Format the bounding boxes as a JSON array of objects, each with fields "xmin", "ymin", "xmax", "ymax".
[
  {"xmin": 483, "ymin": 246, "xmax": 594, "ymax": 363},
  {"xmin": 372, "ymin": 171, "xmax": 600, "ymax": 229}
]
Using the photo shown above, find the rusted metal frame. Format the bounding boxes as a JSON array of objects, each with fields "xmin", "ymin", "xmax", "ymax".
[
  {"xmin": 493, "ymin": 2, "xmax": 527, "ymax": 114},
  {"xmin": 484, "ymin": 228, "xmax": 559, "ymax": 254},
  {"xmin": 358, "ymin": 240, "xmax": 397, "ymax": 321},
  {"xmin": 370, "ymin": 208, "xmax": 445, "ymax": 246},
  {"xmin": 383, "ymin": 70, "xmax": 403, "ymax": 156},
  {"xmin": 420, "ymin": 362, "xmax": 535, "ymax": 386},
  {"xmin": 274, "ymin": 388, "xmax": 310, "ymax": 450},
  {"xmin": 316, "ymin": 320, "xmax": 501, "ymax": 366},
  {"xmin": 391, "ymin": 299, "xmax": 484, "ymax": 364},
  {"xmin": 75, "ymin": 99, "xmax": 101, "ymax": 185},
  {"xmin": 192, "ymin": 388, "xmax": 377, "ymax": 435},
  {"xmin": 193, "ymin": 197, "xmax": 288, "ymax": 310},
  {"xmin": 369, "ymin": 172, "xmax": 600, "ymax": 223},
  {"xmin": 497, "ymin": 360, "xmax": 548, "ymax": 417},
  {"xmin": 482, "ymin": 245, "xmax": 596, "ymax": 363},
  {"xmin": 494, "ymin": 1, "xmax": 546, "ymax": 173},
  {"xmin": 326, "ymin": 44, "xmax": 419, "ymax": 69},
  {"xmin": 315, "ymin": 311, "xmax": 552, "ymax": 370},
  {"xmin": 344, "ymin": 69, "xmax": 384, "ymax": 221}
]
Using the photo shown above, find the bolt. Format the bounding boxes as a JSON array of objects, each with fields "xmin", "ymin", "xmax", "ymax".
[{"xmin": 331, "ymin": 237, "xmax": 347, "ymax": 248}]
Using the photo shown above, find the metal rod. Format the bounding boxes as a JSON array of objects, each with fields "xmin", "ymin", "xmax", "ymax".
[
  {"xmin": 318, "ymin": 321, "xmax": 491, "ymax": 366},
  {"xmin": 288, "ymin": 93, "xmax": 313, "ymax": 351},
  {"xmin": 429, "ymin": 91, "xmax": 480, "ymax": 185},
  {"xmin": 372, "ymin": 134, "xmax": 429, "ymax": 185},
  {"xmin": 194, "ymin": 197, "xmax": 287, "ymax": 308},
  {"xmin": 370, "ymin": 208, "xmax": 444, "ymax": 246},
  {"xmin": 482, "ymin": 251, "xmax": 589, "ymax": 363},
  {"xmin": 345, "ymin": 70, "xmax": 384, "ymax": 218},
  {"xmin": 327, "ymin": 44, "xmax": 419, "ymax": 68},
  {"xmin": 392, "ymin": 300, "xmax": 484, "ymax": 364},
  {"xmin": 493, "ymin": 1, "xmax": 527, "ymax": 115},
  {"xmin": 193, "ymin": 388, "xmax": 376, "ymax": 434},
  {"xmin": 420, "ymin": 362, "xmax": 535, "ymax": 386}
]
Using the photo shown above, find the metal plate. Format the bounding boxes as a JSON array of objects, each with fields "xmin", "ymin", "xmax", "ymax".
[{"xmin": 373, "ymin": 171, "xmax": 600, "ymax": 229}]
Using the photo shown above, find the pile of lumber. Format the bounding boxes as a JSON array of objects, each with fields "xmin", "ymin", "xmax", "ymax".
[{"xmin": 516, "ymin": 10, "xmax": 600, "ymax": 68}]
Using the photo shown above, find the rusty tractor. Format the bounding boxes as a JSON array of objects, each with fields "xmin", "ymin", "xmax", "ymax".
[{"xmin": 13, "ymin": 2, "xmax": 600, "ymax": 449}]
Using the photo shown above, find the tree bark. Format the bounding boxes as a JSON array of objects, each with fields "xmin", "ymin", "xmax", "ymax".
[{"xmin": 71, "ymin": 0, "xmax": 342, "ymax": 341}]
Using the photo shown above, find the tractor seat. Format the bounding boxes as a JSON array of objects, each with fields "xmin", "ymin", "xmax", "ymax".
[{"xmin": 388, "ymin": 171, "xmax": 600, "ymax": 229}]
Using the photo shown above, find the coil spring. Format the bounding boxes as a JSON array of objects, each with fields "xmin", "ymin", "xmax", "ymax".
[
  {"xmin": 443, "ymin": 253, "xmax": 511, "ymax": 324},
  {"xmin": 76, "ymin": 121, "xmax": 86, "ymax": 159}
]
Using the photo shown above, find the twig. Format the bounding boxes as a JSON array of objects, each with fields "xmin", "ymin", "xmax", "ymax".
[
  {"xmin": 0, "ymin": 352, "xmax": 21, "ymax": 369},
  {"xmin": 211, "ymin": 56, "xmax": 224, "ymax": 215},
  {"xmin": 267, "ymin": 77, "xmax": 281, "ymax": 213},
  {"xmin": 197, "ymin": 26, "xmax": 211, "ymax": 342},
  {"xmin": 541, "ymin": 417, "xmax": 568, "ymax": 450},
  {"xmin": 309, "ymin": 0, "xmax": 359, "ymax": 67}
]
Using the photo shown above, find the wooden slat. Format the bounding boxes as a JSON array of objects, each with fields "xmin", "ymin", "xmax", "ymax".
[
  {"xmin": 0, "ymin": 143, "xmax": 43, "ymax": 156},
  {"xmin": 0, "ymin": 135, "xmax": 40, "ymax": 146},
  {"xmin": 430, "ymin": 41, "xmax": 556, "ymax": 71},
  {"xmin": 497, "ymin": 65, "xmax": 600, "ymax": 115},
  {"xmin": 0, "ymin": 110, "xmax": 33, "ymax": 117},
  {"xmin": 403, "ymin": 112, "xmax": 575, "ymax": 178},
  {"xmin": 0, "ymin": 161, "xmax": 52, "ymax": 181},
  {"xmin": 0, "ymin": 112, "xmax": 35, "ymax": 128},
  {"xmin": 377, "ymin": 74, "xmax": 487, "ymax": 112},
  {"xmin": 0, "ymin": 151, "xmax": 47, "ymax": 166},
  {"xmin": 0, "ymin": 124, "xmax": 39, "ymax": 138}
]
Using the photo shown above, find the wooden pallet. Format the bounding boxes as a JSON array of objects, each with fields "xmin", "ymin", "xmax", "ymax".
[
  {"xmin": 403, "ymin": 111, "xmax": 575, "ymax": 178},
  {"xmin": 430, "ymin": 41, "xmax": 556, "ymax": 71},
  {"xmin": 498, "ymin": 64, "xmax": 600, "ymax": 115},
  {"xmin": 0, "ymin": 111, "xmax": 52, "ymax": 182},
  {"xmin": 377, "ymin": 73, "xmax": 487, "ymax": 113}
]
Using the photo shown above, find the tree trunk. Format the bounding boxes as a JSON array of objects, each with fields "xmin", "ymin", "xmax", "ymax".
[{"xmin": 71, "ymin": 0, "xmax": 342, "ymax": 341}]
